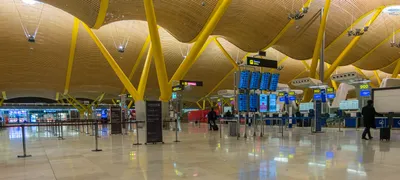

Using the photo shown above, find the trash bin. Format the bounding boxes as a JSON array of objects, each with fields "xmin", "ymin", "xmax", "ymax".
[{"xmin": 228, "ymin": 121, "xmax": 237, "ymax": 137}]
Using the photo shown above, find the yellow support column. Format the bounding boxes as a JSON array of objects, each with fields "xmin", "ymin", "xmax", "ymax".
[
  {"xmin": 354, "ymin": 67, "xmax": 377, "ymax": 88},
  {"xmin": 170, "ymin": 0, "xmax": 232, "ymax": 82},
  {"xmin": 121, "ymin": 35, "xmax": 151, "ymax": 94},
  {"xmin": 202, "ymin": 100, "xmax": 206, "ymax": 110},
  {"xmin": 309, "ymin": 0, "xmax": 331, "ymax": 79},
  {"xmin": 82, "ymin": 23, "xmax": 139, "ymax": 101},
  {"xmin": 66, "ymin": 94, "xmax": 87, "ymax": 110},
  {"xmin": 143, "ymin": 0, "xmax": 171, "ymax": 102},
  {"xmin": 1, "ymin": 91, "xmax": 7, "ymax": 100},
  {"xmin": 392, "ymin": 58, "xmax": 400, "ymax": 78},
  {"xmin": 0, "ymin": 99, "xmax": 4, "ymax": 106},
  {"xmin": 326, "ymin": 64, "xmax": 338, "ymax": 90},
  {"xmin": 64, "ymin": 18, "xmax": 80, "ymax": 95},
  {"xmin": 137, "ymin": 45, "xmax": 153, "ymax": 100},
  {"xmin": 196, "ymin": 102, "xmax": 202, "ymax": 109},
  {"xmin": 324, "ymin": 7, "xmax": 383, "ymax": 80},
  {"xmin": 373, "ymin": 70, "xmax": 382, "ymax": 85},
  {"xmin": 128, "ymin": 100, "xmax": 134, "ymax": 109},
  {"xmin": 55, "ymin": 92, "xmax": 60, "ymax": 102},
  {"xmin": 214, "ymin": 38, "xmax": 239, "ymax": 69},
  {"xmin": 112, "ymin": 99, "xmax": 117, "ymax": 105},
  {"xmin": 92, "ymin": 0, "xmax": 109, "ymax": 29}
]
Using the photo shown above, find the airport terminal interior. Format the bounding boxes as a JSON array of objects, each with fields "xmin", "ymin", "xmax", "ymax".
[{"xmin": 3, "ymin": 0, "xmax": 400, "ymax": 179}]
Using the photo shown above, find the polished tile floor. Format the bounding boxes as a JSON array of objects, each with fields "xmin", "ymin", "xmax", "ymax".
[{"xmin": 1, "ymin": 123, "xmax": 400, "ymax": 180}]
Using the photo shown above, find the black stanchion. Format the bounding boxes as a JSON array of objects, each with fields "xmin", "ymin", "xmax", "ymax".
[
  {"xmin": 58, "ymin": 120, "xmax": 64, "ymax": 140},
  {"xmin": 86, "ymin": 119, "xmax": 90, "ymax": 134},
  {"xmin": 133, "ymin": 121, "xmax": 142, "ymax": 146},
  {"xmin": 174, "ymin": 120, "xmax": 180, "ymax": 143},
  {"xmin": 92, "ymin": 121, "xmax": 102, "ymax": 152},
  {"xmin": 17, "ymin": 124, "xmax": 32, "ymax": 158},
  {"xmin": 53, "ymin": 121, "xmax": 57, "ymax": 136}
]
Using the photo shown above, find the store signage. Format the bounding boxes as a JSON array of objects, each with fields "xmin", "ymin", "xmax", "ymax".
[
  {"xmin": 172, "ymin": 85, "xmax": 184, "ymax": 92},
  {"xmin": 269, "ymin": 94, "xmax": 277, "ymax": 112},
  {"xmin": 313, "ymin": 89, "xmax": 321, "ymax": 94},
  {"xmin": 110, "ymin": 106, "xmax": 122, "ymax": 134},
  {"xmin": 326, "ymin": 87, "xmax": 334, "ymax": 93},
  {"xmin": 278, "ymin": 92, "xmax": 285, "ymax": 96},
  {"xmin": 327, "ymin": 94, "xmax": 336, "ymax": 99},
  {"xmin": 359, "ymin": 84, "xmax": 369, "ymax": 90},
  {"xmin": 180, "ymin": 80, "xmax": 203, "ymax": 87},
  {"xmin": 146, "ymin": 101, "xmax": 163, "ymax": 143},
  {"xmin": 360, "ymin": 90, "xmax": 371, "ymax": 97},
  {"xmin": 246, "ymin": 57, "xmax": 278, "ymax": 68},
  {"xmin": 288, "ymin": 91, "xmax": 296, "ymax": 96},
  {"xmin": 259, "ymin": 94, "xmax": 268, "ymax": 113}
]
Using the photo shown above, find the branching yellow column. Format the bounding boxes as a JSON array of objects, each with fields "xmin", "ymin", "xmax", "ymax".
[
  {"xmin": 137, "ymin": 45, "xmax": 153, "ymax": 100},
  {"xmin": 373, "ymin": 71, "xmax": 381, "ymax": 85},
  {"xmin": 1, "ymin": 91, "xmax": 7, "ymax": 100},
  {"xmin": 82, "ymin": 23, "xmax": 139, "ymax": 101},
  {"xmin": 324, "ymin": 7, "xmax": 384, "ymax": 81},
  {"xmin": 170, "ymin": 0, "xmax": 232, "ymax": 82},
  {"xmin": 309, "ymin": 0, "xmax": 331, "ymax": 78},
  {"xmin": 121, "ymin": 35, "xmax": 151, "ymax": 94},
  {"xmin": 128, "ymin": 100, "xmax": 134, "ymax": 109},
  {"xmin": 392, "ymin": 58, "xmax": 400, "ymax": 78},
  {"xmin": 64, "ymin": 18, "xmax": 80, "ymax": 95},
  {"xmin": 354, "ymin": 67, "xmax": 377, "ymax": 88},
  {"xmin": 214, "ymin": 38, "xmax": 239, "ymax": 69},
  {"xmin": 92, "ymin": 0, "xmax": 109, "ymax": 29},
  {"xmin": 143, "ymin": 0, "xmax": 171, "ymax": 102}
]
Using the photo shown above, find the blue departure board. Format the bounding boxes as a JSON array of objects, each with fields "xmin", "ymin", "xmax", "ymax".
[
  {"xmin": 238, "ymin": 94, "xmax": 248, "ymax": 112},
  {"xmin": 249, "ymin": 72, "xmax": 261, "ymax": 89},
  {"xmin": 269, "ymin": 94, "xmax": 277, "ymax": 112},
  {"xmin": 239, "ymin": 71, "xmax": 251, "ymax": 89},
  {"xmin": 260, "ymin": 73, "xmax": 271, "ymax": 90},
  {"xmin": 269, "ymin": 73, "xmax": 280, "ymax": 91},
  {"xmin": 259, "ymin": 94, "xmax": 268, "ymax": 113},
  {"xmin": 249, "ymin": 94, "xmax": 259, "ymax": 112}
]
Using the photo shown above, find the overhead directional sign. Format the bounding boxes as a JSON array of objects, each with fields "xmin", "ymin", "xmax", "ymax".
[
  {"xmin": 180, "ymin": 80, "xmax": 203, "ymax": 87},
  {"xmin": 172, "ymin": 85, "xmax": 184, "ymax": 92},
  {"xmin": 246, "ymin": 57, "xmax": 278, "ymax": 68}
]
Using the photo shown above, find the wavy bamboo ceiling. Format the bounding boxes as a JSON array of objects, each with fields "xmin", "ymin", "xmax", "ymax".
[{"xmin": 0, "ymin": 0, "xmax": 399, "ymax": 101}]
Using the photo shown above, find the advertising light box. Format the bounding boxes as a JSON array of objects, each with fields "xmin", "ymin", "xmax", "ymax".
[
  {"xmin": 259, "ymin": 94, "xmax": 268, "ymax": 113},
  {"xmin": 269, "ymin": 94, "xmax": 277, "ymax": 112}
]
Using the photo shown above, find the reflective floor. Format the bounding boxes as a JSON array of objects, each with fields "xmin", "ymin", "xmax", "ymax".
[{"xmin": 1, "ymin": 123, "xmax": 400, "ymax": 180}]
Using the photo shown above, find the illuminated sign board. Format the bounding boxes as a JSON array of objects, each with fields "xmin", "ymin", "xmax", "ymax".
[
  {"xmin": 313, "ymin": 89, "xmax": 321, "ymax": 94},
  {"xmin": 259, "ymin": 94, "xmax": 268, "ymax": 113},
  {"xmin": 172, "ymin": 85, "xmax": 184, "ymax": 92},
  {"xmin": 278, "ymin": 92, "xmax": 285, "ymax": 96},
  {"xmin": 269, "ymin": 94, "xmax": 277, "ymax": 112},
  {"xmin": 180, "ymin": 80, "xmax": 203, "ymax": 87},
  {"xmin": 288, "ymin": 91, "xmax": 295, "ymax": 96},
  {"xmin": 327, "ymin": 94, "xmax": 336, "ymax": 99},
  {"xmin": 326, "ymin": 87, "xmax": 334, "ymax": 93},
  {"xmin": 359, "ymin": 84, "xmax": 369, "ymax": 90},
  {"xmin": 172, "ymin": 92, "xmax": 177, "ymax": 99},
  {"xmin": 246, "ymin": 57, "xmax": 278, "ymax": 68},
  {"xmin": 360, "ymin": 90, "xmax": 371, "ymax": 97}
]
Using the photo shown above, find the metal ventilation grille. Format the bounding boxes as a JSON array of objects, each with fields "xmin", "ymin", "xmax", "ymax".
[{"xmin": 39, "ymin": 0, "xmax": 101, "ymax": 27}]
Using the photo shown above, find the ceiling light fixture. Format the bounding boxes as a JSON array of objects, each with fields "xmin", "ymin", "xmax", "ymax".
[{"xmin": 22, "ymin": 0, "xmax": 38, "ymax": 5}]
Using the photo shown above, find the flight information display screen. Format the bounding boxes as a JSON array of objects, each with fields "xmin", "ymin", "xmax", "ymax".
[
  {"xmin": 249, "ymin": 94, "xmax": 259, "ymax": 112},
  {"xmin": 238, "ymin": 94, "xmax": 248, "ymax": 112},
  {"xmin": 260, "ymin": 73, "xmax": 271, "ymax": 90},
  {"xmin": 259, "ymin": 94, "xmax": 268, "ymax": 113},
  {"xmin": 239, "ymin": 71, "xmax": 251, "ymax": 89},
  {"xmin": 269, "ymin": 94, "xmax": 277, "ymax": 112},
  {"xmin": 249, "ymin": 72, "xmax": 261, "ymax": 89},
  {"xmin": 269, "ymin": 73, "xmax": 280, "ymax": 91}
]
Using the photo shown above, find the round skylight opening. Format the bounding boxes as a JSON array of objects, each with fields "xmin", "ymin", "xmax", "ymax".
[{"xmin": 383, "ymin": 6, "xmax": 400, "ymax": 16}]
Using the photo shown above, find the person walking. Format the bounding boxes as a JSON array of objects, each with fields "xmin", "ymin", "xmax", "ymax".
[
  {"xmin": 207, "ymin": 108, "xmax": 217, "ymax": 130},
  {"xmin": 361, "ymin": 100, "xmax": 382, "ymax": 140}
]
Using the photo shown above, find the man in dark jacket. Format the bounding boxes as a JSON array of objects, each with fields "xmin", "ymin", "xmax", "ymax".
[
  {"xmin": 362, "ymin": 100, "xmax": 382, "ymax": 140},
  {"xmin": 207, "ymin": 108, "xmax": 217, "ymax": 130}
]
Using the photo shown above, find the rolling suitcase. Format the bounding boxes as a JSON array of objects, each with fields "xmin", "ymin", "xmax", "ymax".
[
  {"xmin": 213, "ymin": 124, "xmax": 219, "ymax": 131},
  {"xmin": 380, "ymin": 128, "xmax": 390, "ymax": 141}
]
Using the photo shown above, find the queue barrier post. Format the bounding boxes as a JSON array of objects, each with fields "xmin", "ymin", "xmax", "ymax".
[
  {"xmin": 175, "ymin": 119, "xmax": 181, "ymax": 143},
  {"xmin": 17, "ymin": 124, "xmax": 32, "ymax": 158},
  {"xmin": 92, "ymin": 120, "xmax": 102, "ymax": 152},
  {"xmin": 133, "ymin": 120, "xmax": 142, "ymax": 145},
  {"xmin": 58, "ymin": 120, "xmax": 64, "ymax": 140}
]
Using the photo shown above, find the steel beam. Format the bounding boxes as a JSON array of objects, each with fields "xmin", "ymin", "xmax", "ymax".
[
  {"xmin": 92, "ymin": 0, "xmax": 109, "ymax": 29},
  {"xmin": 392, "ymin": 58, "xmax": 400, "ymax": 78},
  {"xmin": 82, "ymin": 23, "xmax": 139, "ymax": 101},
  {"xmin": 66, "ymin": 94, "xmax": 87, "ymax": 110},
  {"xmin": 121, "ymin": 35, "xmax": 151, "ymax": 94},
  {"xmin": 143, "ymin": 0, "xmax": 171, "ymax": 102},
  {"xmin": 170, "ymin": 0, "xmax": 232, "ymax": 82},
  {"xmin": 309, "ymin": 0, "xmax": 331, "ymax": 79},
  {"xmin": 325, "ymin": 7, "xmax": 384, "ymax": 81},
  {"xmin": 137, "ymin": 45, "xmax": 153, "ymax": 100},
  {"xmin": 64, "ymin": 18, "xmax": 80, "ymax": 95},
  {"xmin": 214, "ymin": 38, "xmax": 239, "ymax": 70}
]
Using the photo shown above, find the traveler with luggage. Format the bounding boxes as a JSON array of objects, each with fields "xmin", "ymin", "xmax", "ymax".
[
  {"xmin": 361, "ymin": 100, "xmax": 382, "ymax": 140},
  {"xmin": 207, "ymin": 108, "xmax": 218, "ymax": 131}
]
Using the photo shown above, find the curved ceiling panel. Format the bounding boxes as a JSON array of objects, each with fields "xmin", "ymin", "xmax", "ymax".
[
  {"xmin": 212, "ymin": 0, "xmax": 301, "ymax": 52},
  {"xmin": 105, "ymin": 0, "xmax": 218, "ymax": 43},
  {"xmin": 379, "ymin": 60, "xmax": 398, "ymax": 73}
]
